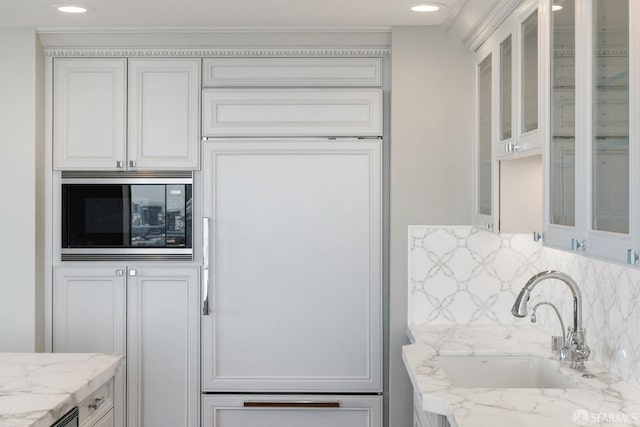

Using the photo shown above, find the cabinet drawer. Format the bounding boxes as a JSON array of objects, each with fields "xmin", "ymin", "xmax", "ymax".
[
  {"xmin": 91, "ymin": 408, "xmax": 114, "ymax": 427},
  {"xmin": 79, "ymin": 379, "xmax": 114, "ymax": 427},
  {"xmin": 202, "ymin": 394, "xmax": 382, "ymax": 427},
  {"xmin": 202, "ymin": 88, "xmax": 383, "ymax": 137},
  {"xmin": 203, "ymin": 58, "xmax": 382, "ymax": 87}
]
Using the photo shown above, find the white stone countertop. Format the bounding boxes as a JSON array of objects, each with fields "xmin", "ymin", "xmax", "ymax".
[
  {"xmin": 403, "ymin": 324, "xmax": 640, "ymax": 427},
  {"xmin": 0, "ymin": 353, "xmax": 124, "ymax": 427}
]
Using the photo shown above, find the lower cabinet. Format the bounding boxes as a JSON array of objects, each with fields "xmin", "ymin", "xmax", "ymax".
[
  {"xmin": 413, "ymin": 393, "xmax": 450, "ymax": 427},
  {"xmin": 202, "ymin": 394, "xmax": 382, "ymax": 427},
  {"xmin": 79, "ymin": 379, "xmax": 115, "ymax": 427},
  {"xmin": 53, "ymin": 265, "xmax": 200, "ymax": 427}
]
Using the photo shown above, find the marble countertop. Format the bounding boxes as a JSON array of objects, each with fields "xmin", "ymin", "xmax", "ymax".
[
  {"xmin": 403, "ymin": 324, "xmax": 640, "ymax": 427},
  {"xmin": 0, "ymin": 353, "xmax": 124, "ymax": 427}
]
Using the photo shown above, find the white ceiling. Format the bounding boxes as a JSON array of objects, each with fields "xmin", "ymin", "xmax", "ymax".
[{"xmin": 0, "ymin": 0, "xmax": 490, "ymax": 31}]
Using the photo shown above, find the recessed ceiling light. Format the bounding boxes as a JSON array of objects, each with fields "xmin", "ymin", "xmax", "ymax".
[
  {"xmin": 552, "ymin": 5, "xmax": 563, "ymax": 11},
  {"xmin": 54, "ymin": 4, "xmax": 89, "ymax": 13},
  {"xmin": 411, "ymin": 3, "xmax": 441, "ymax": 13}
]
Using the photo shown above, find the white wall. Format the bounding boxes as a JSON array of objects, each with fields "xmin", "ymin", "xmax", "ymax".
[
  {"xmin": 390, "ymin": 26, "xmax": 474, "ymax": 427},
  {"xmin": 0, "ymin": 28, "xmax": 43, "ymax": 351}
]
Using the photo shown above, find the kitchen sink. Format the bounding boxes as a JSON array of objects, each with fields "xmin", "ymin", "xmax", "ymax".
[{"xmin": 437, "ymin": 355, "xmax": 579, "ymax": 389}]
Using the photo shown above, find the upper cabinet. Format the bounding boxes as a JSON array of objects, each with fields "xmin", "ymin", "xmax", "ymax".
[
  {"xmin": 497, "ymin": 2, "xmax": 542, "ymax": 158},
  {"xmin": 54, "ymin": 59, "xmax": 127, "ymax": 170},
  {"xmin": 127, "ymin": 59, "xmax": 200, "ymax": 170},
  {"xmin": 54, "ymin": 58, "xmax": 201, "ymax": 171},
  {"xmin": 201, "ymin": 58, "xmax": 383, "ymax": 138},
  {"xmin": 473, "ymin": 0, "xmax": 543, "ymax": 233},
  {"xmin": 544, "ymin": 0, "xmax": 638, "ymax": 264}
]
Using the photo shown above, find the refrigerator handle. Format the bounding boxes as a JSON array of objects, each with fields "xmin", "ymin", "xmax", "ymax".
[
  {"xmin": 243, "ymin": 401, "xmax": 341, "ymax": 408},
  {"xmin": 202, "ymin": 217, "xmax": 210, "ymax": 316}
]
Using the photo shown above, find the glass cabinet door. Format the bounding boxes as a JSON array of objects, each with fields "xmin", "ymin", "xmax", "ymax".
[
  {"xmin": 478, "ymin": 54, "xmax": 493, "ymax": 217},
  {"xmin": 591, "ymin": 0, "xmax": 629, "ymax": 234},
  {"xmin": 522, "ymin": 10, "xmax": 539, "ymax": 133},
  {"xmin": 500, "ymin": 37, "xmax": 512, "ymax": 141},
  {"xmin": 550, "ymin": 0, "xmax": 576, "ymax": 227}
]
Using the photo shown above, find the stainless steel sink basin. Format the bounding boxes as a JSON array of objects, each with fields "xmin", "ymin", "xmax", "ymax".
[{"xmin": 437, "ymin": 355, "xmax": 579, "ymax": 389}]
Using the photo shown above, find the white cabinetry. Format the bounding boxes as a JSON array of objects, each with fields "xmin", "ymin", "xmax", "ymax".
[
  {"xmin": 203, "ymin": 58, "xmax": 382, "ymax": 87},
  {"xmin": 54, "ymin": 58, "xmax": 200, "ymax": 171},
  {"xmin": 544, "ymin": 0, "xmax": 639, "ymax": 264},
  {"xmin": 412, "ymin": 393, "xmax": 450, "ymax": 427},
  {"xmin": 53, "ymin": 267, "xmax": 126, "ymax": 427},
  {"xmin": 127, "ymin": 59, "xmax": 200, "ymax": 170},
  {"xmin": 53, "ymin": 265, "xmax": 199, "ymax": 427},
  {"xmin": 202, "ymin": 88, "xmax": 383, "ymax": 137},
  {"xmin": 201, "ymin": 140, "xmax": 382, "ymax": 393},
  {"xmin": 79, "ymin": 380, "xmax": 115, "ymax": 427},
  {"xmin": 126, "ymin": 266, "xmax": 199, "ymax": 427},
  {"xmin": 473, "ymin": 0, "xmax": 543, "ymax": 234},
  {"xmin": 54, "ymin": 59, "xmax": 127, "ymax": 170},
  {"xmin": 202, "ymin": 395, "xmax": 382, "ymax": 427}
]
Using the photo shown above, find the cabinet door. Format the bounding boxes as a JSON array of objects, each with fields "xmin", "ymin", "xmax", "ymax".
[
  {"xmin": 126, "ymin": 267, "xmax": 199, "ymax": 427},
  {"xmin": 586, "ymin": 0, "xmax": 636, "ymax": 262},
  {"xmin": 202, "ymin": 58, "xmax": 382, "ymax": 87},
  {"xmin": 128, "ymin": 59, "xmax": 200, "ymax": 170},
  {"xmin": 53, "ymin": 266, "xmax": 126, "ymax": 427},
  {"xmin": 201, "ymin": 140, "xmax": 382, "ymax": 393},
  {"xmin": 202, "ymin": 395, "xmax": 382, "ymax": 427},
  {"xmin": 202, "ymin": 89, "xmax": 383, "ymax": 137},
  {"xmin": 54, "ymin": 59, "xmax": 127, "ymax": 170},
  {"xmin": 475, "ymin": 52, "xmax": 495, "ymax": 230}
]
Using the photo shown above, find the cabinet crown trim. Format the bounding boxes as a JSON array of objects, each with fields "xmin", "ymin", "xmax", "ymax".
[
  {"xmin": 467, "ymin": 0, "xmax": 524, "ymax": 51},
  {"xmin": 45, "ymin": 47, "xmax": 390, "ymax": 58}
]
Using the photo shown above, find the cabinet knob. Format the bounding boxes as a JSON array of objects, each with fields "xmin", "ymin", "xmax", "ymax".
[
  {"xmin": 116, "ymin": 161, "xmax": 124, "ymax": 168},
  {"xmin": 571, "ymin": 238, "xmax": 586, "ymax": 251},
  {"xmin": 627, "ymin": 249, "xmax": 639, "ymax": 265},
  {"xmin": 505, "ymin": 142, "xmax": 520, "ymax": 153},
  {"xmin": 115, "ymin": 269, "xmax": 124, "ymax": 276},
  {"xmin": 129, "ymin": 269, "xmax": 137, "ymax": 276},
  {"xmin": 129, "ymin": 160, "xmax": 136, "ymax": 168}
]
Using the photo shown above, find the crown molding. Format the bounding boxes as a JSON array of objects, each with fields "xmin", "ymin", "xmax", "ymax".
[
  {"xmin": 466, "ymin": 0, "xmax": 524, "ymax": 51},
  {"xmin": 37, "ymin": 26, "xmax": 392, "ymax": 34},
  {"xmin": 442, "ymin": 0, "xmax": 469, "ymax": 32},
  {"xmin": 44, "ymin": 47, "xmax": 391, "ymax": 58},
  {"xmin": 39, "ymin": 27, "xmax": 391, "ymax": 57}
]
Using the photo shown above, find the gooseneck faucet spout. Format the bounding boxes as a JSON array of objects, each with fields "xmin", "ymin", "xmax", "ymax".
[{"xmin": 511, "ymin": 270, "xmax": 590, "ymax": 369}]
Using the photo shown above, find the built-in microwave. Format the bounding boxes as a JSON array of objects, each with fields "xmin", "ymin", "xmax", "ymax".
[{"xmin": 61, "ymin": 171, "xmax": 192, "ymax": 261}]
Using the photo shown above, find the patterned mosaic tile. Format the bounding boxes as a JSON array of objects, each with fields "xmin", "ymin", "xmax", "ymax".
[{"xmin": 408, "ymin": 225, "xmax": 640, "ymax": 390}]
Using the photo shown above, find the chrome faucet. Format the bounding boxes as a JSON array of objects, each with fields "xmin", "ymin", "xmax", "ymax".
[{"xmin": 511, "ymin": 270, "xmax": 590, "ymax": 369}]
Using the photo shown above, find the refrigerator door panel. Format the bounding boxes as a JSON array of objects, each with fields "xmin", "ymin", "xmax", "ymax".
[
  {"xmin": 202, "ymin": 394, "xmax": 382, "ymax": 427},
  {"xmin": 201, "ymin": 140, "xmax": 382, "ymax": 392}
]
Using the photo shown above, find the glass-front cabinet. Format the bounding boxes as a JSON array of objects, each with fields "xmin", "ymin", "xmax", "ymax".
[
  {"xmin": 497, "ymin": 2, "xmax": 541, "ymax": 158},
  {"xmin": 474, "ymin": 0, "xmax": 543, "ymax": 233},
  {"xmin": 544, "ymin": 0, "xmax": 638, "ymax": 264},
  {"xmin": 475, "ymin": 52, "xmax": 494, "ymax": 230}
]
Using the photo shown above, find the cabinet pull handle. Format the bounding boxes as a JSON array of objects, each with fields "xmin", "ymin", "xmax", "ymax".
[
  {"xmin": 202, "ymin": 217, "xmax": 210, "ymax": 316},
  {"xmin": 129, "ymin": 160, "xmax": 136, "ymax": 168},
  {"xmin": 627, "ymin": 249, "xmax": 639, "ymax": 265},
  {"xmin": 243, "ymin": 401, "xmax": 340, "ymax": 408},
  {"xmin": 88, "ymin": 396, "xmax": 105, "ymax": 411},
  {"xmin": 116, "ymin": 161, "xmax": 124, "ymax": 168}
]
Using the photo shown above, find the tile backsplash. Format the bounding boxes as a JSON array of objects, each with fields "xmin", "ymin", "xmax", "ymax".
[{"xmin": 408, "ymin": 225, "xmax": 640, "ymax": 389}]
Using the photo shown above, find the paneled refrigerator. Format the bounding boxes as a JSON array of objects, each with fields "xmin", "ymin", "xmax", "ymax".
[{"xmin": 200, "ymin": 139, "xmax": 383, "ymax": 426}]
